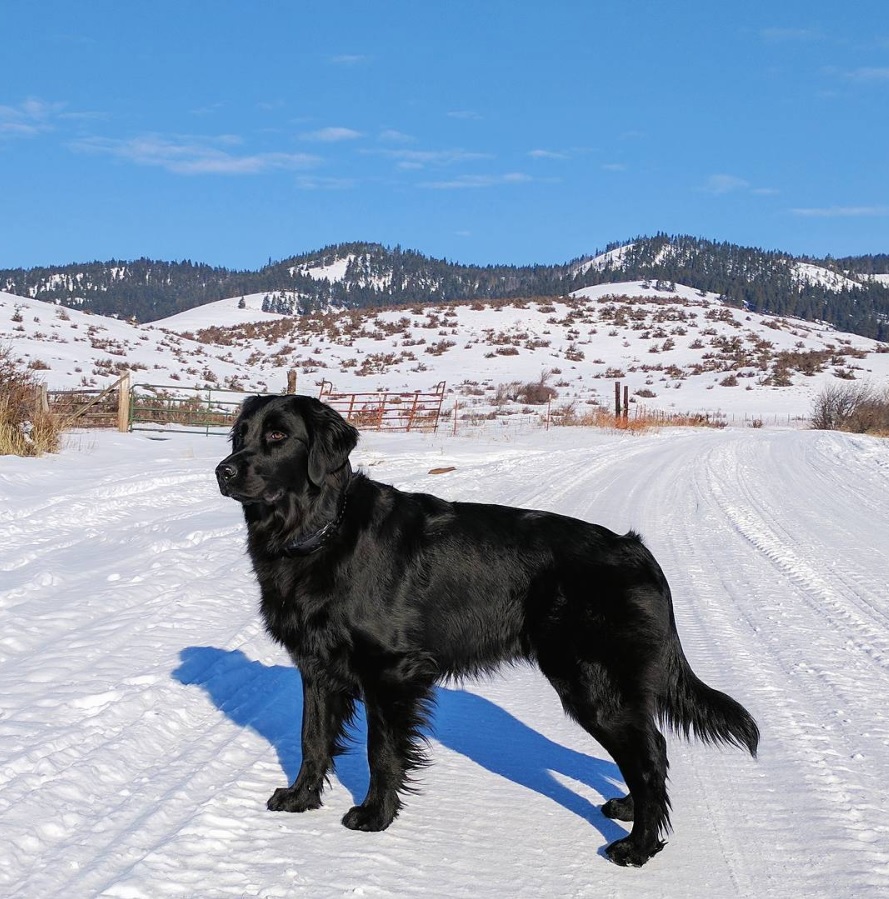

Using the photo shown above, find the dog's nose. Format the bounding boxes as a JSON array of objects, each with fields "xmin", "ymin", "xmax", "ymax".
[{"xmin": 216, "ymin": 462, "xmax": 237, "ymax": 483}]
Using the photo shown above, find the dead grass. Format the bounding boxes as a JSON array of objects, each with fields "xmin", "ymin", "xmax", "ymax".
[
  {"xmin": 0, "ymin": 345, "xmax": 64, "ymax": 455},
  {"xmin": 553, "ymin": 403, "xmax": 726, "ymax": 433}
]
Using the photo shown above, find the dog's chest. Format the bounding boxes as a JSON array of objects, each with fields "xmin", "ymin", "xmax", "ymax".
[{"xmin": 259, "ymin": 573, "xmax": 354, "ymax": 659}]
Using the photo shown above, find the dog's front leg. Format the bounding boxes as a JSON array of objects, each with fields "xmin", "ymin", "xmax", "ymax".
[
  {"xmin": 268, "ymin": 672, "xmax": 354, "ymax": 813},
  {"xmin": 342, "ymin": 673, "xmax": 433, "ymax": 832}
]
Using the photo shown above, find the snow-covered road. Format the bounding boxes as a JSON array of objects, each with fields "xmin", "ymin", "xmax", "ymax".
[{"xmin": 1, "ymin": 425, "xmax": 887, "ymax": 897}]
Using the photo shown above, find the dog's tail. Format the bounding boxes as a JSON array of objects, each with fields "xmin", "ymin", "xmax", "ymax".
[{"xmin": 657, "ymin": 609, "xmax": 760, "ymax": 758}]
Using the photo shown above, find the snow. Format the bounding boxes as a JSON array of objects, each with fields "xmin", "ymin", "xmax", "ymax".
[
  {"xmin": 571, "ymin": 279, "xmax": 723, "ymax": 305},
  {"xmin": 576, "ymin": 244, "xmax": 880, "ymax": 296},
  {"xmin": 3, "ymin": 283, "xmax": 889, "ymax": 426},
  {"xmin": 293, "ymin": 255, "xmax": 355, "ymax": 283},
  {"xmin": 2, "ymin": 423, "xmax": 888, "ymax": 897},
  {"xmin": 574, "ymin": 243, "xmax": 636, "ymax": 276},
  {"xmin": 150, "ymin": 292, "xmax": 288, "ymax": 331},
  {"xmin": 791, "ymin": 262, "xmax": 863, "ymax": 292}
]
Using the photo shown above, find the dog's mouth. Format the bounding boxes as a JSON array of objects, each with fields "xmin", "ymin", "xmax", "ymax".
[{"xmin": 219, "ymin": 484, "xmax": 285, "ymax": 505}]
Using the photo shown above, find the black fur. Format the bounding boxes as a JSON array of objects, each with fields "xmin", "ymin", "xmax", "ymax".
[{"xmin": 216, "ymin": 394, "xmax": 759, "ymax": 867}]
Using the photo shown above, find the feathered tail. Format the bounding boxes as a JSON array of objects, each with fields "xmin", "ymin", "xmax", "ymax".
[{"xmin": 658, "ymin": 616, "xmax": 760, "ymax": 757}]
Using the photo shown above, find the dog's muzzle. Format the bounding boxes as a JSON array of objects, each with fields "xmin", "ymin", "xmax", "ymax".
[{"xmin": 215, "ymin": 460, "xmax": 239, "ymax": 496}]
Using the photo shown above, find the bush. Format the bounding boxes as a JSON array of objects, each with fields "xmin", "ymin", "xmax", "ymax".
[
  {"xmin": 0, "ymin": 345, "xmax": 63, "ymax": 455},
  {"xmin": 493, "ymin": 374, "xmax": 558, "ymax": 406},
  {"xmin": 810, "ymin": 382, "xmax": 889, "ymax": 435}
]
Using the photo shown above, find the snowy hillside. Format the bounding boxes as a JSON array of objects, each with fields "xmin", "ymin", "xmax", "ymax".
[
  {"xmin": 5, "ymin": 236, "xmax": 889, "ymax": 340},
  {"xmin": 153, "ymin": 292, "xmax": 288, "ymax": 331},
  {"xmin": 4, "ymin": 281, "xmax": 888, "ymax": 425},
  {"xmin": 583, "ymin": 241, "xmax": 882, "ymax": 296},
  {"xmin": 1, "ymin": 425, "xmax": 887, "ymax": 897}
]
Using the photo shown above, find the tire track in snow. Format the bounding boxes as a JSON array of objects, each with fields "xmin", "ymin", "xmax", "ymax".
[
  {"xmin": 3, "ymin": 428, "xmax": 888, "ymax": 897},
  {"xmin": 594, "ymin": 429, "xmax": 889, "ymax": 897}
]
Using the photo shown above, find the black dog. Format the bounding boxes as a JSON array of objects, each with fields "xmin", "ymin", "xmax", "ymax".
[{"xmin": 215, "ymin": 395, "xmax": 759, "ymax": 867}]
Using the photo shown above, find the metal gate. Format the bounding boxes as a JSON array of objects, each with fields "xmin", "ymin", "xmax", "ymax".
[{"xmin": 129, "ymin": 383, "xmax": 248, "ymax": 436}]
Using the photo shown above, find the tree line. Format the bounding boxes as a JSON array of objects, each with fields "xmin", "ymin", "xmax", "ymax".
[{"xmin": 2, "ymin": 236, "xmax": 887, "ymax": 341}]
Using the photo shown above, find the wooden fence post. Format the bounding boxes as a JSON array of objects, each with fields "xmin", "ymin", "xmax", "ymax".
[
  {"xmin": 623, "ymin": 385, "xmax": 629, "ymax": 421},
  {"xmin": 36, "ymin": 384, "xmax": 49, "ymax": 414},
  {"xmin": 118, "ymin": 372, "xmax": 131, "ymax": 432},
  {"xmin": 614, "ymin": 381, "xmax": 621, "ymax": 418},
  {"xmin": 287, "ymin": 370, "xmax": 297, "ymax": 394}
]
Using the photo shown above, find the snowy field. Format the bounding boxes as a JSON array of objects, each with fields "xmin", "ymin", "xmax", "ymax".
[
  {"xmin": 2, "ymin": 423, "xmax": 888, "ymax": 898},
  {"xmin": 5, "ymin": 281, "xmax": 889, "ymax": 426}
]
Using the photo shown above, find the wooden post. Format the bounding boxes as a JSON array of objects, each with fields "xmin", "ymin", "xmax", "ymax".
[
  {"xmin": 614, "ymin": 381, "xmax": 621, "ymax": 418},
  {"xmin": 118, "ymin": 372, "xmax": 131, "ymax": 433},
  {"xmin": 36, "ymin": 384, "xmax": 49, "ymax": 414},
  {"xmin": 623, "ymin": 385, "xmax": 629, "ymax": 420},
  {"xmin": 286, "ymin": 370, "xmax": 297, "ymax": 394}
]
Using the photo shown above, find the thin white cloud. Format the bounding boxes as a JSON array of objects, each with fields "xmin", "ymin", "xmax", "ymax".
[
  {"xmin": 790, "ymin": 205, "xmax": 889, "ymax": 218},
  {"xmin": 529, "ymin": 149, "xmax": 568, "ymax": 160},
  {"xmin": 301, "ymin": 126, "xmax": 363, "ymax": 142},
  {"xmin": 420, "ymin": 172, "xmax": 532, "ymax": 189},
  {"xmin": 844, "ymin": 67, "xmax": 889, "ymax": 82},
  {"xmin": 760, "ymin": 27, "xmax": 822, "ymax": 42},
  {"xmin": 329, "ymin": 54, "xmax": 368, "ymax": 65},
  {"xmin": 702, "ymin": 173, "xmax": 780, "ymax": 197},
  {"xmin": 70, "ymin": 134, "xmax": 320, "ymax": 175},
  {"xmin": 447, "ymin": 110, "xmax": 482, "ymax": 121},
  {"xmin": 703, "ymin": 174, "xmax": 751, "ymax": 195},
  {"xmin": 295, "ymin": 175, "xmax": 356, "ymax": 190},
  {"xmin": 378, "ymin": 129, "xmax": 414, "ymax": 143},
  {"xmin": 374, "ymin": 148, "xmax": 492, "ymax": 170},
  {"xmin": 191, "ymin": 102, "xmax": 225, "ymax": 117},
  {"xmin": 602, "ymin": 162, "xmax": 627, "ymax": 172},
  {"xmin": 0, "ymin": 97, "xmax": 64, "ymax": 138}
]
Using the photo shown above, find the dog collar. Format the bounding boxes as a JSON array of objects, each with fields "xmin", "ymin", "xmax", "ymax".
[{"xmin": 282, "ymin": 492, "xmax": 348, "ymax": 556}]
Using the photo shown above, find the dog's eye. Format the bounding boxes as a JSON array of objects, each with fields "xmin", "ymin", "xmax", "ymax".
[{"xmin": 266, "ymin": 430, "xmax": 287, "ymax": 443}]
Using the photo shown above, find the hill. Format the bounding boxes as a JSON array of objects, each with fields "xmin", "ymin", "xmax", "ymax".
[
  {"xmin": 4, "ymin": 279, "xmax": 889, "ymax": 425},
  {"xmin": 2, "ymin": 235, "xmax": 889, "ymax": 340}
]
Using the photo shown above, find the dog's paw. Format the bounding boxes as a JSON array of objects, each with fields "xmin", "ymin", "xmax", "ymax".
[
  {"xmin": 602, "ymin": 795, "xmax": 635, "ymax": 821},
  {"xmin": 341, "ymin": 803, "xmax": 396, "ymax": 832},
  {"xmin": 604, "ymin": 836, "xmax": 665, "ymax": 867},
  {"xmin": 267, "ymin": 786, "xmax": 323, "ymax": 813}
]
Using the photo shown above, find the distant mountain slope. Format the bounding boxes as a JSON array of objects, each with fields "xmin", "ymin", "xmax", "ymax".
[
  {"xmin": 2, "ymin": 235, "xmax": 888, "ymax": 340},
  {"xmin": 6, "ymin": 279, "xmax": 888, "ymax": 428}
]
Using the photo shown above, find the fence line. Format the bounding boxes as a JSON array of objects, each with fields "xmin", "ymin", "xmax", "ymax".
[
  {"xmin": 44, "ymin": 373, "xmax": 129, "ymax": 429},
  {"xmin": 42, "ymin": 371, "xmax": 805, "ymax": 437},
  {"xmin": 318, "ymin": 380, "xmax": 446, "ymax": 432}
]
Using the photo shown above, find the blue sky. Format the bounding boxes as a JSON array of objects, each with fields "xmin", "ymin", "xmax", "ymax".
[{"xmin": 2, "ymin": 0, "xmax": 888, "ymax": 270}]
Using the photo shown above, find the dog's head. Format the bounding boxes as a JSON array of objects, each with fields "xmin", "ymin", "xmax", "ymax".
[{"xmin": 216, "ymin": 395, "xmax": 359, "ymax": 505}]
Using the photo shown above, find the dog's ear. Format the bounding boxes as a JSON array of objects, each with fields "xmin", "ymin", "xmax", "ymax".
[
  {"xmin": 303, "ymin": 397, "xmax": 359, "ymax": 486},
  {"xmin": 230, "ymin": 395, "xmax": 272, "ymax": 450}
]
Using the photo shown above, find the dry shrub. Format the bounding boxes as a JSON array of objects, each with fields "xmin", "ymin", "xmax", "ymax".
[
  {"xmin": 553, "ymin": 403, "xmax": 726, "ymax": 433},
  {"xmin": 810, "ymin": 382, "xmax": 889, "ymax": 435},
  {"xmin": 0, "ymin": 345, "xmax": 63, "ymax": 455},
  {"xmin": 494, "ymin": 372, "xmax": 558, "ymax": 406}
]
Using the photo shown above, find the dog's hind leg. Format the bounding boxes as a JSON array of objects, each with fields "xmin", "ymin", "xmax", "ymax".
[
  {"xmin": 342, "ymin": 664, "xmax": 435, "ymax": 832},
  {"xmin": 268, "ymin": 673, "xmax": 355, "ymax": 813},
  {"xmin": 590, "ymin": 714, "xmax": 669, "ymax": 867},
  {"xmin": 542, "ymin": 659, "xmax": 670, "ymax": 867}
]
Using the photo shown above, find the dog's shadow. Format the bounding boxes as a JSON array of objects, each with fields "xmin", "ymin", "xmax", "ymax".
[{"xmin": 173, "ymin": 646, "xmax": 627, "ymax": 844}]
